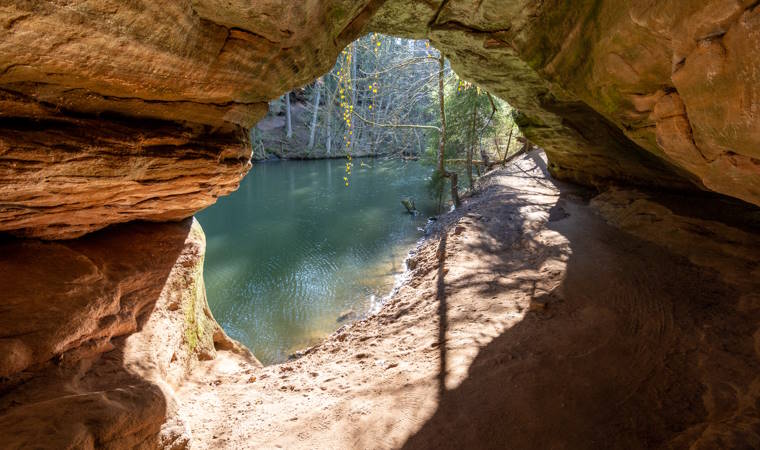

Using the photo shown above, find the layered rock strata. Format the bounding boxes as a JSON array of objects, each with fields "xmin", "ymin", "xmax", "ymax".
[
  {"xmin": 372, "ymin": 0, "xmax": 760, "ymax": 204},
  {"xmin": 2, "ymin": 1, "xmax": 759, "ymax": 239},
  {"xmin": 0, "ymin": 218, "xmax": 258, "ymax": 448},
  {"xmin": 0, "ymin": 1, "xmax": 759, "ymax": 448},
  {"xmin": 0, "ymin": 0, "xmax": 380, "ymax": 238}
]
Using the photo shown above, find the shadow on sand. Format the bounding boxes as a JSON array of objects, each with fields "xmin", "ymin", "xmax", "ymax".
[{"xmin": 401, "ymin": 154, "xmax": 760, "ymax": 449}]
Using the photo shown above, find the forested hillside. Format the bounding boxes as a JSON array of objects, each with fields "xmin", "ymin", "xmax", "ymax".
[{"xmin": 253, "ymin": 34, "xmax": 524, "ymax": 173}]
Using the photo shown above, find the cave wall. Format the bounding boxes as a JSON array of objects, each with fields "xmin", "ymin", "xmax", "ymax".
[
  {"xmin": 371, "ymin": 0, "xmax": 760, "ymax": 203},
  {"xmin": 0, "ymin": 1, "xmax": 758, "ymax": 447},
  {"xmin": 1, "ymin": 1, "xmax": 759, "ymax": 240},
  {"xmin": 0, "ymin": 0, "xmax": 381, "ymax": 239},
  {"xmin": 0, "ymin": 218, "xmax": 258, "ymax": 448}
]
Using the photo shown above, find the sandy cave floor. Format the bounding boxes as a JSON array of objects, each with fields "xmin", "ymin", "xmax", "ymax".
[{"xmin": 177, "ymin": 151, "xmax": 760, "ymax": 449}]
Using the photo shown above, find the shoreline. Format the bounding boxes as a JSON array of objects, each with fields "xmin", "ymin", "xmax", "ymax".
[
  {"xmin": 177, "ymin": 150, "xmax": 760, "ymax": 449},
  {"xmin": 253, "ymin": 152, "xmax": 407, "ymax": 163},
  {"xmin": 286, "ymin": 211, "xmax": 440, "ymax": 363},
  {"xmin": 288, "ymin": 226, "xmax": 431, "ymax": 363},
  {"xmin": 199, "ymin": 154, "xmax": 436, "ymax": 366}
]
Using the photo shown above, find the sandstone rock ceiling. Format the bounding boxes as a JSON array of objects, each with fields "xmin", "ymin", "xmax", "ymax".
[{"xmin": 0, "ymin": 0, "xmax": 758, "ymax": 239}]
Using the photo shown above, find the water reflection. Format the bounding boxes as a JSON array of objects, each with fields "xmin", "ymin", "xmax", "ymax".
[{"xmin": 197, "ymin": 158, "xmax": 436, "ymax": 364}]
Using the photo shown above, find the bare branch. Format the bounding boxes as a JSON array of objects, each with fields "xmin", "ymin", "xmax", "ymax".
[{"xmin": 353, "ymin": 111, "xmax": 441, "ymax": 132}]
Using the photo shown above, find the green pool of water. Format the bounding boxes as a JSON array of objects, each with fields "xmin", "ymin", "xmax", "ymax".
[{"xmin": 196, "ymin": 158, "xmax": 437, "ymax": 364}]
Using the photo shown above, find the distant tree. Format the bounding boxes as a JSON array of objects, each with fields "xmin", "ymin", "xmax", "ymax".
[
  {"xmin": 308, "ymin": 78, "xmax": 322, "ymax": 149},
  {"xmin": 255, "ymin": 34, "xmax": 524, "ymax": 201},
  {"xmin": 284, "ymin": 91, "xmax": 292, "ymax": 140}
]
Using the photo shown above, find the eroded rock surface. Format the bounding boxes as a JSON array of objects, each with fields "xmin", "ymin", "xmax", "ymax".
[
  {"xmin": 0, "ymin": 218, "xmax": 257, "ymax": 448},
  {"xmin": 1, "ymin": 2, "xmax": 759, "ymax": 448},
  {"xmin": 0, "ymin": 97, "xmax": 255, "ymax": 239},
  {"xmin": 1, "ymin": 0, "xmax": 759, "ymax": 238},
  {"xmin": 0, "ymin": 0, "xmax": 380, "ymax": 238},
  {"xmin": 372, "ymin": 0, "xmax": 760, "ymax": 204}
]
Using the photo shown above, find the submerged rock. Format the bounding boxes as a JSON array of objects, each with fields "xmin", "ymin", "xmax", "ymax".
[
  {"xmin": 337, "ymin": 309, "xmax": 358, "ymax": 323},
  {"xmin": 401, "ymin": 198, "xmax": 418, "ymax": 215}
]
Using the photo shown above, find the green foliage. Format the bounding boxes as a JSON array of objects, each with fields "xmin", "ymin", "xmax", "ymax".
[
  {"xmin": 427, "ymin": 167, "xmax": 448, "ymax": 210},
  {"xmin": 256, "ymin": 33, "xmax": 523, "ymax": 205},
  {"xmin": 425, "ymin": 73, "xmax": 518, "ymax": 168}
]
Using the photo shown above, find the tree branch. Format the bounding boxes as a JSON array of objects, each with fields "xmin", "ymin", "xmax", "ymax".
[{"xmin": 353, "ymin": 111, "xmax": 441, "ymax": 132}]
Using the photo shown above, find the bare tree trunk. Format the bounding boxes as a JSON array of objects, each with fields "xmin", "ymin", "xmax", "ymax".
[
  {"xmin": 325, "ymin": 84, "xmax": 340, "ymax": 156},
  {"xmin": 350, "ymin": 41, "xmax": 357, "ymax": 153},
  {"xmin": 466, "ymin": 100, "xmax": 476, "ymax": 188},
  {"xmin": 308, "ymin": 79, "xmax": 322, "ymax": 149},
  {"xmin": 494, "ymin": 136, "xmax": 503, "ymax": 160},
  {"xmin": 285, "ymin": 92, "xmax": 292, "ymax": 140},
  {"xmin": 449, "ymin": 172, "xmax": 459, "ymax": 207},
  {"xmin": 501, "ymin": 127, "xmax": 514, "ymax": 164},
  {"xmin": 326, "ymin": 102, "xmax": 332, "ymax": 155},
  {"xmin": 479, "ymin": 143, "xmax": 490, "ymax": 170},
  {"xmin": 437, "ymin": 52, "xmax": 446, "ymax": 174},
  {"xmin": 437, "ymin": 50, "xmax": 459, "ymax": 207},
  {"xmin": 479, "ymin": 92, "xmax": 496, "ymax": 170}
]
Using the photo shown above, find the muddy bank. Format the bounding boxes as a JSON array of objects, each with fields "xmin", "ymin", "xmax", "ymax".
[{"xmin": 178, "ymin": 151, "xmax": 760, "ymax": 449}]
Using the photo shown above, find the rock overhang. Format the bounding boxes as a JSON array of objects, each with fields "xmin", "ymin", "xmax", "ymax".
[{"xmin": 0, "ymin": 0, "xmax": 758, "ymax": 239}]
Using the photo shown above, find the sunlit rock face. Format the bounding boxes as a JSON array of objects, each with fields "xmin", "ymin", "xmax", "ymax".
[
  {"xmin": 0, "ymin": 0, "xmax": 381, "ymax": 239},
  {"xmin": 0, "ymin": 2, "xmax": 758, "ymax": 448},
  {"xmin": 0, "ymin": 0, "xmax": 758, "ymax": 229},
  {"xmin": 372, "ymin": 0, "xmax": 760, "ymax": 205}
]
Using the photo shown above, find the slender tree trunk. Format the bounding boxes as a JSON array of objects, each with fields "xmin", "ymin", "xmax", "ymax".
[
  {"xmin": 436, "ymin": 50, "xmax": 459, "ymax": 207},
  {"xmin": 449, "ymin": 172, "xmax": 459, "ymax": 207},
  {"xmin": 494, "ymin": 136, "xmax": 503, "ymax": 160},
  {"xmin": 466, "ymin": 100, "xmax": 476, "ymax": 188},
  {"xmin": 326, "ymin": 102, "xmax": 332, "ymax": 155},
  {"xmin": 308, "ymin": 79, "xmax": 322, "ymax": 149},
  {"xmin": 285, "ymin": 92, "xmax": 292, "ymax": 140},
  {"xmin": 437, "ymin": 52, "xmax": 446, "ymax": 174},
  {"xmin": 501, "ymin": 127, "xmax": 514, "ymax": 164},
  {"xmin": 325, "ymin": 84, "xmax": 340, "ymax": 156},
  {"xmin": 479, "ymin": 142, "xmax": 490, "ymax": 170},
  {"xmin": 350, "ymin": 41, "xmax": 357, "ymax": 153}
]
